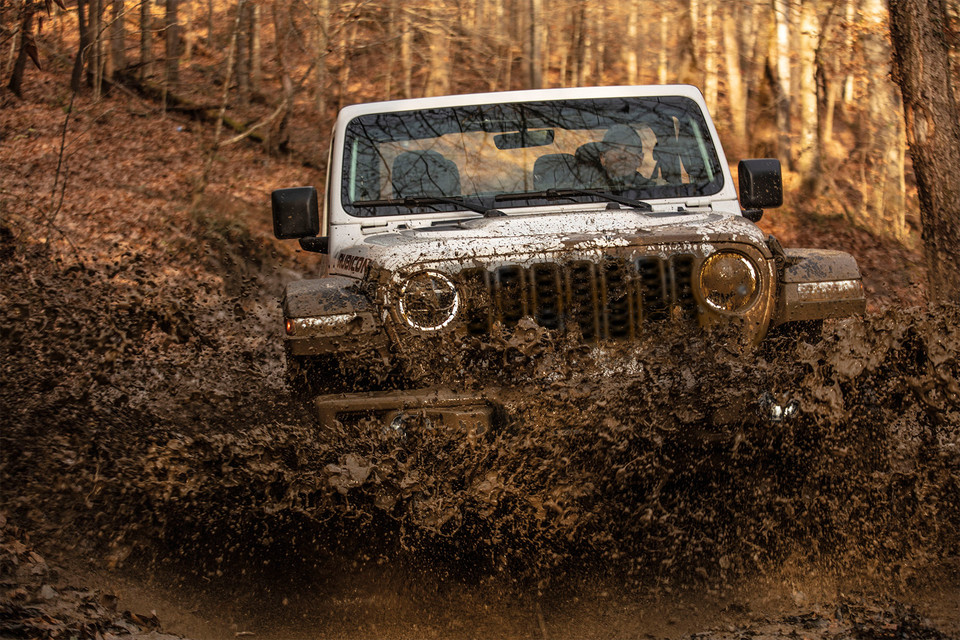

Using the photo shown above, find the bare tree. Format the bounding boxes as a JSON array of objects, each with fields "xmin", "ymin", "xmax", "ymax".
[
  {"xmin": 657, "ymin": 10, "xmax": 669, "ymax": 83},
  {"xmin": 109, "ymin": 0, "xmax": 125, "ymax": 77},
  {"xmin": 88, "ymin": 0, "xmax": 102, "ymax": 95},
  {"xmin": 625, "ymin": 0, "xmax": 640, "ymax": 84},
  {"xmin": 269, "ymin": 0, "xmax": 293, "ymax": 153},
  {"xmin": 140, "ymin": 0, "xmax": 152, "ymax": 80},
  {"xmin": 236, "ymin": 0, "xmax": 250, "ymax": 101},
  {"xmin": 312, "ymin": 0, "xmax": 329, "ymax": 111},
  {"xmin": 6, "ymin": 1, "xmax": 40, "ymax": 97},
  {"xmin": 400, "ymin": 3, "xmax": 413, "ymax": 98},
  {"xmin": 250, "ymin": 2, "xmax": 261, "ymax": 92},
  {"xmin": 703, "ymin": 1, "xmax": 717, "ymax": 113},
  {"xmin": 165, "ymin": 0, "xmax": 179, "ymax": 89},
  {"xmin": 860, "ymin": 0, "xmax": 906, "ymax": 237},
  {"xmin": 528, "ymin": 0, "xmax": 543, "ymax": 88},
  {"xmin": 772, "ymin": 0, "xmax": 793, "ymax": 168},
  {"xmin": 796, "ymin": 0, "xmax": 820, "ymax": 193},
  {"xmin": 423, "ymin": 5, "xmax": 452, "ymax": 96},
  {"xmin": 674, "ymin": 0, "xmax": 698, "ymax": 84},
  {"xmin": 722, "ymin": 3, "xmax": 747, "ymax": 155},
  {"xmin": 889, "ymin": 0, "xmax": 960, "ymax": 303},
  {"xmin": 71, "ymin": 0, "xmax": 90, "ymax": 90}
]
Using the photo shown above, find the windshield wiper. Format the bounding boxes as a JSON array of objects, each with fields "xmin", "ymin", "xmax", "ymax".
[
  {"xmin": 495, "ymin": 188, "xmax": 653, "ymax": 212},
  {"xmin": 354, "ymin": 196, "xmax": 506, "ymax": 218}
]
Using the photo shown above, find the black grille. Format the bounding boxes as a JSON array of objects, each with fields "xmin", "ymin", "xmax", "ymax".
[{"xmin": 460, "ymin": 255, "xmax": 697, "ymax": 341}]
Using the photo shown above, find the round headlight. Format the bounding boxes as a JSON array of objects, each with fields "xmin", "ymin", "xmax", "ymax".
[
  {"xmin": 397, "ymin": 271, "xmax": 460, "ymax": 331},
  {"xmin": 698, "ymin": 252, "xmax": 759, "ymax": 313}
]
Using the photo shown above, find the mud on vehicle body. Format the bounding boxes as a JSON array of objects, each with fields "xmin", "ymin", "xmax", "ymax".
[{"xmin": 272, "ymin": 85, "xmax": 865, "ymax": 431}]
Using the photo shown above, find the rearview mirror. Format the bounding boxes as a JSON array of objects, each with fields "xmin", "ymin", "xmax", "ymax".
[
  {"xmin": 272, "ymin": 186, "xmax": 320, "ymax": 239},
  {"xmin": 494, "ymin": 129, "xmax": 555, "ymax": 150}
]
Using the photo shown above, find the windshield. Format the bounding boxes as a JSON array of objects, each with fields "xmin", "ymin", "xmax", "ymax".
[{"xmin": 341, "ymin": 96, "xmax": 724, "ymax": 217}]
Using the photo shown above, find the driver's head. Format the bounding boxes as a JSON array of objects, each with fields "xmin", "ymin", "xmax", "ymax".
[{"xmin": 600, "ymin": 125, "xmax": 643, "ymax": 179}]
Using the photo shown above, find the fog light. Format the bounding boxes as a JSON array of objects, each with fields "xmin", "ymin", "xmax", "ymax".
[{"xmin": 286, "ymin": 314, "xmax": 357, "ymax": 336}]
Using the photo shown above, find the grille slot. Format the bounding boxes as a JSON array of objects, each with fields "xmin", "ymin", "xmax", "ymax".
[{"xmin": 462, "ymin": 255, "xmax": 698, "ymax": 341}]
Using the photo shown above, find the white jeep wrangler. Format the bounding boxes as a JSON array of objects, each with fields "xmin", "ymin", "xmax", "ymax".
[{"xmin": 272, "ymin": 85, "xmax": 865, "ymax": 429}]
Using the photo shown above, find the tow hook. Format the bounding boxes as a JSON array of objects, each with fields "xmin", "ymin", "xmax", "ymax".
[
  {"xmin": 758, "ymin": 391, "xmax": 800, "ymax": 423},
  {"xmin": 384, "ymin": 412, "xmax": 409, "ymax": 439}
]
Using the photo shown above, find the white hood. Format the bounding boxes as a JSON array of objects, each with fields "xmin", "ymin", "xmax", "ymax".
[{"xmin": 327, "ymin": 209, "xmax": 770, "ymax": 278}]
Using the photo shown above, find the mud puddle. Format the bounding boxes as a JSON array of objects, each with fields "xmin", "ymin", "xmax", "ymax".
[{"xmin": 38, "ymin": 549, "xmax": 960, "ymax": 640}]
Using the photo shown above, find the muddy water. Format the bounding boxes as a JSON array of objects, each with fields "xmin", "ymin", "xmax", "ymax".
[{"xmin": 1, "ymin": 242, "xmax": 959, "ymax": 638}]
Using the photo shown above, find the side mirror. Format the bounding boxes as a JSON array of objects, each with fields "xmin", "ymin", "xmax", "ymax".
[
  {"xmin": 272, "ymin": 186, "xmax": 320, "ymax": 239},
  {"xmin": 738, "ymin": 159, "xmax": 783, "ymax": 214}
]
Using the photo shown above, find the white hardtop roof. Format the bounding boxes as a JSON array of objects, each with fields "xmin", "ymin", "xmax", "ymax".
[{"xmin": 334, "ymin": 84, "xmax": 707, "ymax": 122}]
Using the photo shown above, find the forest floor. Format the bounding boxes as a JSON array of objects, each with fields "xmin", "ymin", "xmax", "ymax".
[{"xmin": 1, "ymin": 68, "xmax": 958, "ymax": 640}]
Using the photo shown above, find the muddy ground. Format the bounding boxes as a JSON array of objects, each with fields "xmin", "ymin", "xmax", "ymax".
[{"xmin": 2, "ymin": 81, "xmax": 959, "ymax": 639}]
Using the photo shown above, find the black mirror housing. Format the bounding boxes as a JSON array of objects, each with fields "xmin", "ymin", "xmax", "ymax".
[
  {"xmin": 272, "ymin": 186, "xmax": 320, "ymax": 239},
  {"xmin": 299, "ymin": 236, "xmax": 329, "ymax": 254},
  {"xmin": 738, "ymin": 159, "xmax": 783, "ymax": 210}
]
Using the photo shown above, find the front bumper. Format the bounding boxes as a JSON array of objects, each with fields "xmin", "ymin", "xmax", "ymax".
[{"xmin": 313, "ymin": 387, "xmax": 500, "ymax": 436}]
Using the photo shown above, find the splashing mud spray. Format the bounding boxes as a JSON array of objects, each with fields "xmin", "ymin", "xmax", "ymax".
[{"xmin": 2, "ymin": 243, "xmax": 958, "ymax": 638}]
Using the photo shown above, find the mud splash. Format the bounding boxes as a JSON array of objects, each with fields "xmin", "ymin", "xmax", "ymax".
[
  {"xmin": 141, "ymin": 313, "xmax": 960, "ymax": 588},
  {"xmin": 2, "ymin": 215, "xmax": 959, "ymax": 640},
  {"xmin": 3, "ymin": 230, "xmax": 958, "ymax": 594}
]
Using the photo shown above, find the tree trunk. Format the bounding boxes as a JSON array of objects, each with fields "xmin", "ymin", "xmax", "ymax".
[
  {"xmin": 821, "ymin": 76, "xmax": 840, "ymax": 145},
  {"xmin": 739, "ymin": 0, "xmax": 762, "ymax": 150},
  {"xmin": 337, "ymin": 18, "xmax": 357, "ymax": 109},
  {"xmin": 269, "ymin": 0, "xmax": 293, "ymax": 155},
  {"xmin": 861, "ymin": 0, "xmax": 905, "ymax": 237},
  {"xmin": 528, "ymin": 0, "xmax": 543, "ymax": 88},
  {"xmin": 772, "ymin": 0, "xmax": 792, "ymax": 169},
  {"xmin": 796, "ymin": 0, "xmax": 820, "ymax": 194},
  {"xmin": 88, "ymin": 0, "xmax": 102, "ymax": 95},
  {"xmin": 250, "ymin": 3, "xmax": 262, "ymax": 94},
  {"xmin": 703, "ymin": 1, "xmax": 717, "ymax": 114},
  {"xmin": 140, "ymin": 0, "xmax": 152, "ymax": 80},
  {"xmin": 722, "ymin": 4, "xmax": 747, "ymax": 155},
  {"xmin": 557, "ymin": 21, "xmax": 569, "ymax": 86},
  {"xmin": 576, "ymin": 3, "xmax": 593, "ymax": 85},
  {"xmin": 109, "ymin": 0, "xmax": 125, "ymax": 78},
  {"xmin": 72, "ymin": 0, "xmax": 90, "ymax": 90},
  {"xmin": 236, "ymin": 1, "xmax": 250, "ymax": 102},
  {"xmin": 657, "ymin": 10, "xmax": 668, "ymax": 83},
  {"xmin": 400, "ymin": 6, "xmax": 413, "ymax": 98},
  {"xmin": 424, "ymin": 9, "xmax": 452, "ymax": 96},
  {"xmin": 315, "ymin": 0, "xmax": 330, "ymax": 111},
  {"xmin": 889, "ymin": 0, "xmax": 960, "ymax": 303},
  {"xmin": 165, "ymin": 0, "xmax": 180, "ymax": 89},
  {"xmin": 675, "ymin": 1, "xmax": 697, "ymax": 84},
  {"xmin": 4, "ymin": 5, "xmax": 18, "ymax": 81},
  {"xmin": 625, "ymin": 0, "xmax": 639, "ymax": 84},
  {"xmin": 594, "ymin": 4, "xmax": 605, "ymax": 82},
  {"xmin": 7, "ymin": 7, "xmax": 34, "ymax": 98},
  {"xmin": 842, "ymin": 0, "xmax": 858, "ymax": 107},
  {"xmin": 207, "ymin": 0, "xmax": 215, "ymax": 47}
]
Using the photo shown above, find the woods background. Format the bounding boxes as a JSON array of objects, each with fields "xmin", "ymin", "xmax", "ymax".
[
  {"xmin": 3, "ymin": 5, "xmax": 960, "ymax": 635},
  {"xmin": 2, "ymin": 0, "xmax": 959, "ymax": 298}
]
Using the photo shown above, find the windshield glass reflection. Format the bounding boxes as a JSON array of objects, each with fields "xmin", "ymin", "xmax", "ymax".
[{"xmin": 342, "ymin": 96, "xmax": 723, "ymax": 217}]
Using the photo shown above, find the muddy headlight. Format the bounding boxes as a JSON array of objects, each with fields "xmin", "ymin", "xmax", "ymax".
[
  {"xmin": 397, "ymin": 270, "xmax": 460, "ymax": 332},
  {"xmin": 698, "ymin": 252, "xmax": 759, "ymax": 313}
]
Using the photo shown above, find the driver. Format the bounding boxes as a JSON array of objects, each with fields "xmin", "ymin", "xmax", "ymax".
[{"xmin": 599, "ymin": 124, "xmax": 654, "ymax": 190}]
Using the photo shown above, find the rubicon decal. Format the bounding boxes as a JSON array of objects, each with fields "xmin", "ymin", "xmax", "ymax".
[{"xmin": 335, "ymin": 253, "xmax": 370, "ymax": 274}]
